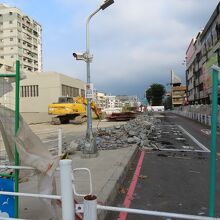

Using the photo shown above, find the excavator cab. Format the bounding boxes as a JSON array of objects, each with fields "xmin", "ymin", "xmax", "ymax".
[
  {"xmin": 48, "ymin": 96, "xmax": 102, "ymax": 124},
  {"xmin": 58, "ymin": 97, "xmax": 74, "ymax": 103}
]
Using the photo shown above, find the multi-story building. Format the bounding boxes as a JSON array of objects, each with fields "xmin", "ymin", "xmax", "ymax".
[
  {"xmin": 186, "ymin": 2, "xmax": 220, "ymax": 104},
  {"xmin": 105, "ymin": 95, "xmax": 117, "ymax": 108},
  {"xmin": 0, "ymin": 3, "xmax": 42, "ymax": 73},
  {"xmin": 171, "ymin": 85, "xmax": 187, "ymax": 107},
  {"xmin": 0, "ymin": 58, "xmax": 14, "ymax": 73},
  {"xmin": 94, "ymin": 91, "xmax": 106, "ymax": 110},
  {"xmin": 116, "ymin": 95, "xmax": 139, "ymax": 108}
]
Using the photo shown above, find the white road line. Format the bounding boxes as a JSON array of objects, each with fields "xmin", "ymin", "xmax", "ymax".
[
  {"xmin": 158, "ymin": 148, "xmax": 207, "ymax": 153},
  {"xmin": 178, "ymin": 125, "xmax": 210, "ymax": 152},
  {"xmin": 42, "ymin": 138, "xmax": 58, "ymax": 143}
]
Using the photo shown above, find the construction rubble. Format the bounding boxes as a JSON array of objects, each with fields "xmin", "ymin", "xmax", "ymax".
[{"xmin": 66, "ymin": 113, "xmax": 161, "ymax": 153}]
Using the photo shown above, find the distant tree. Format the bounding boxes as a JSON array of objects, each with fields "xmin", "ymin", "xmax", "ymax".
[{"xmin": 145, "ymin": 84, "xmax": 165, "ymax": 106}]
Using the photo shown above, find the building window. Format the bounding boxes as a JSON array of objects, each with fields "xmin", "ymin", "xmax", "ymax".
[
  {"xmin": 81, "ymin": 89, "xmax": 85, "ymax": 97},
  {"xmin": 62, "ymin": 84, "xmax": 79, "ymax": 97},
  {"xmin": 9, "ymin": 21, "xmax": 13, "ymax": 24},
  {"xmin": 10, "ymin": 38, "xmax": 13, "ymax": 41},
  {"xmin": 10, "ymin": 55, "xmax": 14, "ymax": 58},
  {"xmin": 0, "ymin": 56, "xmax": 4, "ymax": 59},
  {"xmin": 9, "ymin": 12, "xmax": 13, "ymax": 15},
  {"xmin": 20, "ymin": 85, "xmax": 39, "ymax": 97},
  {"xmin": 0, "ymin": 22, "xmax": 3, "ymax": 25}
]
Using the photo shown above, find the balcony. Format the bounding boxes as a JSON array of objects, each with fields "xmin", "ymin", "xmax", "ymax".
[
  {"xmin": 194, "ymin": 64, "xmax": 199, "ymax": 72},
  {"xmin": 22, "ymin": 35, "xmax": 32, "ymax": 44},
  {"xmin": 188, "ymin": 94, "xmax": 194, "ymax": 101},
  {"xmin": 188, "ymin": 83, "xmax": 194, "ymax": 90},
  {"xmin": 194, "ymin": 93, "xmax": 200, "ymax": 99},
  {"xmin": 194, "ymin": 79, "xmax": 199, "ymax": 86},
  {"xmin": 199, "ymin": 74, "xmax": 204, "ymax": 82},
  {"xmin": 199, "ymin": 91, "xmax": 204, "ymax": 98},
  {"xmin": 187, "ymin": 71, "xmax": 193, "ymax": 79}
]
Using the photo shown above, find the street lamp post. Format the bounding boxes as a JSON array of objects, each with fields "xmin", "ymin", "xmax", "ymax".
[{"xmin": 73, "ymin": 0, "xmax": 114, "ymax": 157}]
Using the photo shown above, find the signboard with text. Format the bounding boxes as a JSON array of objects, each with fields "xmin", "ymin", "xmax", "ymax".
[{"xmin": 85, "ymin": 83, "xmax": 94, "ymax": 99}]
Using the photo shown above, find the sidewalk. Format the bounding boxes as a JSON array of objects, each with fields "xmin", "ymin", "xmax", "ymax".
[{"xmin": 19, "ymin": 145, "xmax": 138, "ymax": 220}]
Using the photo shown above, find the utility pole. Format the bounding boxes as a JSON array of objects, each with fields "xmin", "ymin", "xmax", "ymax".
[{"xmin": 73, "ymin": 0, "xmax": 114, "ymax": 157}]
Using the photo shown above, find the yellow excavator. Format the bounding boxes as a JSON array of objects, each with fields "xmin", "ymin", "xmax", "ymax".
[{"xmin": 48, "ymin": 96, "xmax": 101, "ymax": 125}]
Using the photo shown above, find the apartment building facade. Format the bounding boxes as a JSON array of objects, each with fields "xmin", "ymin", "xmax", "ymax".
[
  {"xmin": 186, "ymin": 2, "xmax": 220, "ymax": 104},
  {"xmin": 172, "ymin": 85, "xmax": 187, "ymax": 107},
  {"xmin": 0, "ymin": 4, "xmax": 42, "ymax": 73},
  {"xmin": 94, "ymin": 91, "xmax": 107, "ymax": 110},
  {"xmin": 105, "ymin": 95, "xmax": 120, "ymax": 108}
]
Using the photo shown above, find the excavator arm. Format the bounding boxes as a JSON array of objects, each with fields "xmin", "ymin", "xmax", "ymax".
[{"xmin": 74, "ymin": 96, "xmax": 101, "ymax": 118}]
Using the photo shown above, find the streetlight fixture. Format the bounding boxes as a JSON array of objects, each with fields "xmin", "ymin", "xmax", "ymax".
[{"xmin": 73, "ymin": 0, "xmax": 114, "ymax": 157}]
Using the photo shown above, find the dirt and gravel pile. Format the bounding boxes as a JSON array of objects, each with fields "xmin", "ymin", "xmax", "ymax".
[{"xmin": 66, "ymin": 113, "xmax": 161, "ymax": 153}]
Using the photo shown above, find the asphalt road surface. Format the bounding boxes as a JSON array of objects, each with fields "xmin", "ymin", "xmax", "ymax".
[{"xmin": 105, "ymin": 112, "xmax": 220, "ymax": 220}]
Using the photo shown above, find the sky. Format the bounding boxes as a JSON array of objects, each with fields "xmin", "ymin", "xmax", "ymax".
[{"xmin": 4, "ymin": 0, "xmax": 220, "ymax": 98}]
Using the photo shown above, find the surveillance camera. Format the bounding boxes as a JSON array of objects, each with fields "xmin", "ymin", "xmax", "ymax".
[
  {"xmin": 72, "ymin": 53, "xmax": 84, "ymax": 60},
  {"xmin": 72, "ymin": 52, "xmax": 93, "ymax": 63}
]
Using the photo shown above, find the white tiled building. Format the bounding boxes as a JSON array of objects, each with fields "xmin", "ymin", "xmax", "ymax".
[
  {"xmin": 0, "ymin": 3, "xmax": 42, "ymax": 73},
  {"xmin": 94, "ymin": 91, "xmax": 106, "ymax": 110}
]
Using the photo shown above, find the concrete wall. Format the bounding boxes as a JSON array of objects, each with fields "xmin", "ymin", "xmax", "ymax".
[
  {"xmin": 0, "ymin": 71, "xmax": 86, "ymax": 124},
  {"xmin": 20, "ymin": 72, "xmax": 61, "ymax": 113},
  {"xmin": 20, "ymin": 71, "xmax": 85, "ymax": 113}
]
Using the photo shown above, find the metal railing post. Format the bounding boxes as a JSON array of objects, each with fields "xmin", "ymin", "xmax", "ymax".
[
  {"xmin": 83, "ymin": 195, "xmax": 97, "ymax": 220},
  {"xmin": 208, "ymin": 66, "xmax": 219, "ymax": 217},
  {"xmin": 60, "ymin": 160, "xmax": 75, "ymax": 220},
  {"xmin": 58, "ymin": 128, "xmax": 62, "ymax": 155},
  {"xmin": 15, "ymin": 60, "xmax": 20, "ymax": 218}
]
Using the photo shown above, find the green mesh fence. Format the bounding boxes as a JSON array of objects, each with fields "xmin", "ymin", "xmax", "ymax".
[{"xmin": 0, "ymin": 60, "xmax": 20, "ymax": 217}]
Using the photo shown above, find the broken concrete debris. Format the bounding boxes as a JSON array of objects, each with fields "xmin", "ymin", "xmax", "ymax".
[{"xmin": 67, "ymin": 113, "xmax": 160, "ymax": 152}]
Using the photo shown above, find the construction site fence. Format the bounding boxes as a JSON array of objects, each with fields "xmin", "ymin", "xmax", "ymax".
[{"xmin": 172, "ymin": 110, "xmax": 214, "ymax": 127}]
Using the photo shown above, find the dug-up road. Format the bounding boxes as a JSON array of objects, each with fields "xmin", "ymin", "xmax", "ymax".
[{"xmin": 29, "ymin": 119, "xmax": 127, "ymax": 151}]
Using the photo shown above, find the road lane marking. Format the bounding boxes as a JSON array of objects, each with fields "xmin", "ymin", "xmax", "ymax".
[
  {"xmin": 158, "ymin": 148, "xmax": 208, "ymax": 153},
  {"xmin": 118, "ymin": 150, "xmax": 145, "ymax": 220},
  {"xmin": 178, "ymin": 125, "xmax": 210, "ymax": 152}
]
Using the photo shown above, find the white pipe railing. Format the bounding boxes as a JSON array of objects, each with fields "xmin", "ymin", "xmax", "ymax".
[
  {"xmin": 0, "ymin": 191, "xmax": 61, "ymax": 200},
  {"xmin": 60, "ymin": 160, "xmax": 75, "ymax": 220},
  {"xmin": 96, "ymin": 205, "xmax": 219, "ymax": 220},
  {"xmin": 58, "ymin": 128, "xmax": 62, "ymax": 155},
  {"xmin": 0, "ymin": 159, "xmax": 74, "ymax": 220},
  {"xmin": 0, "ymin": 165, "xmax": 35, "ymax": 170},
  {"xmin": 84, "ymin": 195, "xmax": 97, "ymax": 220},
  {"xmin": 0, "ymin": 218, "xmax": 27, "ymax": 220}
]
